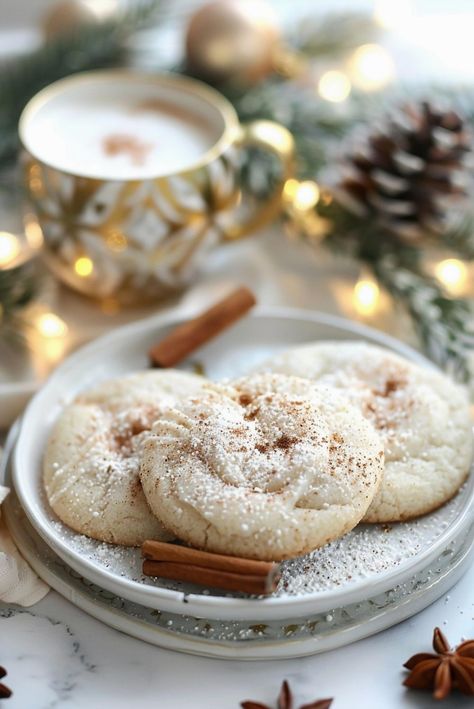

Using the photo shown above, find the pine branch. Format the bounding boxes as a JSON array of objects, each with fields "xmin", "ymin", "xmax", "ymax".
[
  {"xmin": 0, "ymin": 261, "xmax": 39, "ymax": 343},
  {"xmin": 226, "ymin": 82, "xmax": 368, "ymax": 197},
  {"xmin": 374, "ymin": 253, "xmax": 474, "ymax": 381},
  {"xmin": 317, "ymin": 200, "xmax": 474, "ymax": 381},
  {"xmin": 307, "ymin": 210, "xmax": 474, "ymax": 386},
  {"xmin": 289, "ymin": 12, "xmax": 379, "ymax": 58},
  {"xmin": 441, "ymin": 215, "xmax": 474, "ymax": 261},
  {"xmin": 0, "ymin": 0, "xmax": 158, "ymax": 166}
]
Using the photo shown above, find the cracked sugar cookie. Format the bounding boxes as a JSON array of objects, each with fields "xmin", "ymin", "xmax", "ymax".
[
  {"xmin": 257, "ymin": 342, "xmax": 473, "ymax": 523},
  {"xmin": 139, "ymin": 373, "xmax": 384, "ymax": 561},
  {"xmin": 43, "ymin": 370, "xmax": 207, "ymax": 546}
]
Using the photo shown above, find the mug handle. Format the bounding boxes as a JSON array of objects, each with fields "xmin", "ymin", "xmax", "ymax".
[{"xmin": 221, "ymin": 120, "xmax": 295, "ymax": 241}]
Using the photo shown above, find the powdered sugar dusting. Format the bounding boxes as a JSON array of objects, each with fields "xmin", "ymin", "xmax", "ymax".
[
  {"xmin": 49, "ymin": 482, "xmax": 467, "ymax": 597},
  {"xmin": 279, "ymin": 491, "xmax": 463, "ymax": 594}
]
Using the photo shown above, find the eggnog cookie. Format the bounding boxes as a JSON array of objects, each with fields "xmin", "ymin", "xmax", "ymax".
[
  {"xmin": 258, "ymin": 342, "xmax": 473, "ymax": 522},
  {"xmin": 43, "ymin": 370, "xmax": 207, "ymax": 546},
  {"xmin": 139, "ymin": 373, "xmax": 384, "ymax": 561}
]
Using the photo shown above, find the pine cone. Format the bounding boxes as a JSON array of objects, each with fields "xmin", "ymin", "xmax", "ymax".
[{"xmin": 333, "ymin": 101, "xmax": 472, "ymax": 240}]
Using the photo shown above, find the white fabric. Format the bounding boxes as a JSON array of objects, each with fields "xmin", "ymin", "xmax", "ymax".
[{"xmin": 0, "ymin": 483, "xmax": 49, "ymax": 606}]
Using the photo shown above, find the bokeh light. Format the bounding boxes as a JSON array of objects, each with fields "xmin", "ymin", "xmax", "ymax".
[{"xmin": 318, "ymin": 70, "xmax": 351, "ymax": 103}]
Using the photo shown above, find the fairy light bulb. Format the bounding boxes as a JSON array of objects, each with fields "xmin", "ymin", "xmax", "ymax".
[
  {"xmin": 0, "ymin": 232, "xmax": 21, "ymax": 268},
  {"xmin": 30, "ymin": 310, "xmax": 69, "ymax": 368},
  {"xmin": 36, "ymin": 312, "xmax": 68, "ymax": 338},
  {"xmin": 350, "ymin": 44, "xmax": 395, "ymax": 91},
  {"xmin": 318, "ymin": 70, "xmax": 351, "ymax": 103},
  {"xmin": 74, "ymin": 256, "xmax": 94, "ymax": 277},
  {"xmin": 292, "ymin": 181, "xmax": 320, "ymax": 211},
  {"xmin": 435, "ymin": 258, "xmax": 468, "ymax": 296},
  {"xmin": 353, "ymin": 276, "xmax": 380, "ymax": 316}
]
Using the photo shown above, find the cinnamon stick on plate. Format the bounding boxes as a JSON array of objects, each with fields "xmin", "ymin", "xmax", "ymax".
[
  {"xmin": 149, "ymin": 286, "xmax": 256, "ymax": 368},
  {"xmin": 142, "ymin": 540, "xmax": 281, "ymax": 595}
]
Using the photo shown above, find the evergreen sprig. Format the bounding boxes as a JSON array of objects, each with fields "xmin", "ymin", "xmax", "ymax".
[
  {"xmin": 441, "ymin": 215, "xmax": 474, "ymax": 261},
  {"xmin": 316, "ymin": 198, "xmax": 474, "ymax": 381},
  {"xmin": 0, "ymin": 261, "xmax": 39, "ymax": 342},
  {"xmin": 288, "ymin": 12, "xmax": 379, "ymax": 59},
  {"xmin": 375, "ymin": 255, "xmax": 474, "ymax": 381}
]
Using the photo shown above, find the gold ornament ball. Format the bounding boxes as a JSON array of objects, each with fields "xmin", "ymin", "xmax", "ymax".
[
  {"xmin": 42, "ymin": 0, "xmax": 118, "ymax": 40},
  {"xmin": 185, "ymin": 0, "xmax": 281, "ymax": 85}
]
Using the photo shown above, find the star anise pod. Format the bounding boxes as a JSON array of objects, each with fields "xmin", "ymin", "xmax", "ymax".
[
  {"xmin": 403, "ymin": 627, "xmax": 474, "ymax": 700},
  {"xmin": 0, "ymin": 666, "xmax": 12, "ymax": 699},
  {"xmin": 241, "ymin": 679, "xmax": 333, "ymax": 709}
]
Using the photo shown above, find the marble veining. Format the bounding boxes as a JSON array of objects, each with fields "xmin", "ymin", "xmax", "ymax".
[{"xmin": 0, "ymin": 606, "xmax": 96, "ymax": 709}]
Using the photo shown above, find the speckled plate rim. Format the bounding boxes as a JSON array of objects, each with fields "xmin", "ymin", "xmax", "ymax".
[{"xmin": 12, "ymin": 306, "xmax": 474, "ymax": 621}]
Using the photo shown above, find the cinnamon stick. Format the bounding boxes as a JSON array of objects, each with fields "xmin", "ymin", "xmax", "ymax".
[
  {"xmin": 141, "ymin": 540, "xmax": 281, "ymax": 595},
  {"xmin": 149, "ymin": 286, "xmax": 256, "ymax": 368},
  {"xmin": 143, "ymin": 561, "xmax": 280, "ymax": 595},
  {"xmin": 142, "ymin": 540, "xmax": 274, "ymax": 576}
]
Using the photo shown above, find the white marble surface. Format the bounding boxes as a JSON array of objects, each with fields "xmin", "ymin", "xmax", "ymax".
[{"xmin": 1, "ymin": 563, "xmax": 473, "ymax": 709}]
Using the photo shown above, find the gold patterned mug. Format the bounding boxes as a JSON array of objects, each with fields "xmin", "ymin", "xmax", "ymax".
[{"xmin": 19, "ymin": 70, "xmax": 294, "ymax": 303}]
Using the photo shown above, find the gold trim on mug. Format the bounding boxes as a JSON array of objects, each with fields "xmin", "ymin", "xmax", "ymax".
[{"xmin": 19, "ymin": 69, "xmax": 241, "ymax": 181}]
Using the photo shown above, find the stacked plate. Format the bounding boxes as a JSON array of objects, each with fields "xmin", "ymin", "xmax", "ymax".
[{"xmin": 3, "ymin": 307, "xmax": 474, "ymax": 659}]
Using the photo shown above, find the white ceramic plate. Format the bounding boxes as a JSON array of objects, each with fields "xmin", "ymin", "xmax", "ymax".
[
  {"xmin": 4, "ymin": 424, "xmax": 474, "ymax": 659},
  {"xmin": 12, "ymin": 307, "xmax": 474, "ymax": 621}
]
